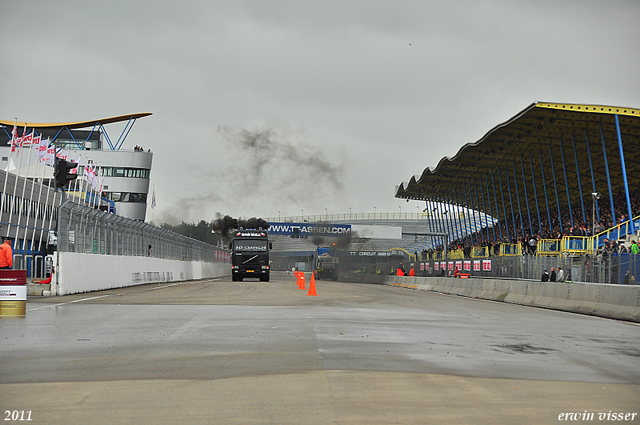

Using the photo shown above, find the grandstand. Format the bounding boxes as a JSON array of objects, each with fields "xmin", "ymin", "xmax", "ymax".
[
  {"xmin": 393, "ymin": 101, "xmax": 640, "ymax": 284},
  {"xmin": 271, "ymin": 102, "xmax": 640, "ymax": 283}
]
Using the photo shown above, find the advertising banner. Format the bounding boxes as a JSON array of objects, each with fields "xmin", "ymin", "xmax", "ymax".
[
  {"xmin": 0, "ymin": 270, "xmax": 27, "ymax": 318},
  {"xmin": 268, "ymin": 222, "xmax": 351, "ymax": 236},
  {"xmin": 482, "ymin": 259, "xmax": 492, "ymax": 271}
]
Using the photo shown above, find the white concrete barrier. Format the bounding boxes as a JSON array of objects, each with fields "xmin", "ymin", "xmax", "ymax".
[
  {"xmin": 561, "ymin": 283, "xmax": 600, "ymax": 315},
  {"xmin": 380, "ymin": 275, "xmax": 640, "ymax": 322},
  {"xmin": 504, "ymin": 281, "xmax": 528, "ymax": 304},
  {"xmin": 593, "ymin": 284, "xmax": 640, "ymax": 321},
  {"xmin": 56, "ymin": 252, "xmax": 229, "ymax": 295},
  {"xmin": 526, "ymin": 282, "xmax": 546, "ymax": 306},
  {"xmin": 541, "ymin": 283, "xmax": 570, "ymax": 310}
]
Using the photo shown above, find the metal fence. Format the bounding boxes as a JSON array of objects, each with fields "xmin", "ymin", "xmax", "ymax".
[
  {"xmin": 57, "ymin": 200, "xmax": 229, "ymax": 263},
  {"xmin": 314, "ymin": 251, "xmax": 639, "ymax": 285}
]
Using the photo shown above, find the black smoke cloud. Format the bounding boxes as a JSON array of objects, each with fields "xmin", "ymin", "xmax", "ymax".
[
  {"xmin": 160, "ymin": 123, "xmax": 346, "ymax": 224},
  {"xmin": 312, "ymin": 229, "xmax": 356, "ymax": 249},
  {"xmin": 212, "ymin": 213, "xmax": 270, "ymax": 241}
]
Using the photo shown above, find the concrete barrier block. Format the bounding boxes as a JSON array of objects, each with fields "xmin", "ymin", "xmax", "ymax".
[
  {"xmin": 478, "ymin": 280, "xmax": 496, "ymax": 300},
  {"xmin": 486, "ymin": 280, "xmax": 510, "ymax": 301},
  {"xmin": 542, "ymin": 283, "xmax": 569, "ymax": 309},
  {"xmin": 504, "ymin": 281, "xmax": 528, "ymax": 304},
  {"xmin": 433, "ymin": 277, "xmax": 448, "ymax": 293},
  {"xmin": 452, "ymin": 278, "xmax": 473, "ymax": 297},
  {"xmin": 598, "ymin": 284, "xmax": 639, "ymax": 307},
  {"xmin": 469, "ymin": 279, "xmax": 484, "ymax": 298},
  {"xmin": 523, "ymin": 282, "xmax": 545, "ymax": 306},
  {"xmin": 561, "ymin": 283, "xmax": 599, "ymax": 315},
  {"xmin": 441, "ymin": 278, "xmax": 458, "ymax": 295},
  {"xmin": 592, "ymin": 284, "xmax": 640, "ymax": 322}
]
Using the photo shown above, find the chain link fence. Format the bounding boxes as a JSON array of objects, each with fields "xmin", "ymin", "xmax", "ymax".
[
  {"xmin": 419, "ymin": 254, "xmax": 638, "ymax": 284},
  {"xmin": 311, "ymin": 251, "xmax": 639, "ymax": 284},
  {"xmin": 57, "ymin": 200, "xmax": 229, "ymax": 263}
]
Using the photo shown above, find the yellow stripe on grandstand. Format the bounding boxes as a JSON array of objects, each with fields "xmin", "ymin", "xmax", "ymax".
[
  {"xmin": 0, "ymin": 113, "xmax": 152, "ymax": 129},
  {"xmin": 536, "ymin": 102, "xmax": 640, "ymax": 117}
]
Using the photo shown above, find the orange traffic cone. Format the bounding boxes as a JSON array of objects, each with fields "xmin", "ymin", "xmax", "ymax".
[
  {"xmin": 307, "ymin": 272, "xmax": 318, "ymax": 296},
  {"xmin": 298, "ymin": 273, "xmax": 306, "ymax": 290}
]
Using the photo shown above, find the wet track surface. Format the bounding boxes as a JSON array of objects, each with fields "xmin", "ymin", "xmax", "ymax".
[{"xmin": 1, "ymin": 273, "xmax": 639, "ymax": 424}]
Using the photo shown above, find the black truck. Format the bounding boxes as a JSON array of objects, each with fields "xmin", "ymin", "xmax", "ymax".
[{"xmin": 230, "ymin": 229, "xmax": 272, "ymax": 282}]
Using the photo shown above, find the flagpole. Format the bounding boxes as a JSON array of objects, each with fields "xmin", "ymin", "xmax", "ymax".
[
  {"xmin": 1, "ymin": 120, "xmax": 18, "ymax": 238},
  {"xmin": 72, "ymin": 154, "xmax": 82, "ymax": 204},
  {"xmin": 37, "ymin": 157, "xmax": 55, "ymax": 257},
  {"xmin": 8, "ymin": 125, "xmax": 28, "ymax": 242},
  {"xmin": 29, "ymin": 137, "xmax": 48, "ymax": 258},
  {"xmin": 152, "ymin": 184, "xmax": 155, "ymax": 224},
  {"xmin": 33, "ymin": 137, "xmax": 52, "ymax": 260},
  {"xmin": 97, "ymin": 163, "xmax": 104, "ymax": 209},
  {"xmin": 18, "ymin": 131, "xmax": 37, "ymax": 255}
]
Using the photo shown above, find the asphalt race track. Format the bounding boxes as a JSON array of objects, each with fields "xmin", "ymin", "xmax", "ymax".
[{"xmin": 1, "ymin": 272, "xmax": 639, "ymax": 424}]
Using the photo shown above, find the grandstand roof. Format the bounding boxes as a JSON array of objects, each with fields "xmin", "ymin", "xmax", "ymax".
[
  {"xmin": 0, "ymin": 113, "xmax": 152, "ymax": 130},
  {"xmin": 395, "ymin": 102, "xmax": 640, "ymax": 218}
]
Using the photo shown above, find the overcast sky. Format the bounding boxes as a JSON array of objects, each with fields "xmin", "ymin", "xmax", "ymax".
[{"xmin": 1, "ymin": 1, "xmax": 639, "ymax": 224}]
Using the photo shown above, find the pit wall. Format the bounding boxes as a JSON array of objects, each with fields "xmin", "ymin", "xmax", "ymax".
[
  {"xmin": 341, "ymin": 273, "xmax": 640, "ymax": 323},
  {"xmin": 55, "ymin": 252, "xmax": 230, "ymax": 295}
]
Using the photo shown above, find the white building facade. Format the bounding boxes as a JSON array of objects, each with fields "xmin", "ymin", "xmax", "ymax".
[{"xmin": 0, "ymin": 113, "xmax": 153, "ymax": 222}]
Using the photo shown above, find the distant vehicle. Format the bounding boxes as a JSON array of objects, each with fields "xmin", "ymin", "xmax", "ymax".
[
  {"xmin": 230, "ymin": 229, "xmax": 272, "ymax": 282},
  {"xmin": 316, "ymin": 247, "xmax": 339, "ymax": 281}
]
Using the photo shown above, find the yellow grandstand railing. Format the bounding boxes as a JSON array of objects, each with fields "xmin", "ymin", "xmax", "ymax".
[
  {"xmin": 433, "ymin": 251, "xmax": 445, "ymax": 261},
  {"xmin": 536, "ymin": 239, "xmax": 562, "ymax": 256},
  {"xmin": 499, "ymin": 243, "xmax": 522, "ymax": 256},
  {"xmin": 387, "ymin": 248, "xmax": 416, "ymax": 261},
  {"xmin": 448, "ymin": 249, "xmax": 464, "ymax": 260},
  {"xmin": 592, "ymin": 215, "xmax": 640, "ymax": 246},
  {"xmin": 560, "ymin": 214, "xmax": 640, "ymax": 255},
  {"xmin": 561, "ymin": 236, "xmax": 594, "ymax": 255},
  {"xmin": 471, "ymin": 246, "xmax": 489, "ymax": 258}
]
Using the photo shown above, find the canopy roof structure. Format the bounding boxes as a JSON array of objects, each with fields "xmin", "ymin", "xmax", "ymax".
[
  {"xmin": 0, "ymin": 113, "xmax": 152, "ymax": 130},
  {"xmin": 0, "ymin": 112, "xmax": 153, "ymax": 151},
  {"xmin": 395, "ymin": 102, "xmax": 640, "ymax": 236}
]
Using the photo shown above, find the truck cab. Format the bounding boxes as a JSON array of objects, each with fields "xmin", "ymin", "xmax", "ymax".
[{"xmin": 230, "ymin": 229, "xmax": 272, "ymax": 282}]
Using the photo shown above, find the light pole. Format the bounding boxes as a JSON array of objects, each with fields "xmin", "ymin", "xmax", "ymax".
[
  {"xmin": 278, "ymin": 210, "xmax": 281, "ymax": 221},
  {"xmin": 592, "ymin": 192, "xmax": 600, "ymax": 235}
]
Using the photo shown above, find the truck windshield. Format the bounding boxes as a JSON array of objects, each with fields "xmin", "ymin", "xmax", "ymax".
[{"xmin": 234, "ymin": 240, "xmax": 268, "ymax": 252}]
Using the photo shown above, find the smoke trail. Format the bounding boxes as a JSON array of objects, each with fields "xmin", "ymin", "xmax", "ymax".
[
  {"xmin": 159, "ymin": 123, "xmax": 346, "ymax": 223},
  {"xmin": 217, "ymin": 124, "xmax": 346, "ymax": 207}
]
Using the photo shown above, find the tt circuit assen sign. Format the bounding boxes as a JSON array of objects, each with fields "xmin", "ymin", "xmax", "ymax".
[{"xmin": 268, "ymin": 222, "xmax": 351, "ymax": 237}]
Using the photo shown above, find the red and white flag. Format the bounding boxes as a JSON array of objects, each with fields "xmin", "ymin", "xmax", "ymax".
[
  {"xmin": 44, "ymin": 145, "xmax": 56, "ymax": 166},
  {"xmin": 21, "ymin": 130, "xmax": 33, "ymax": 148},
  {"xmin": 38, "ymin": 139, "xmax": 49, "ymax": 163},
  {"xmin": 69, "ymin": 155, "xmax": 79, "ymax": 175},
  {"xmin": 30, "ymin": 134, "xmax": 41, "ymax": 153}
]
